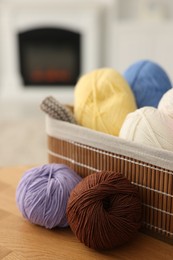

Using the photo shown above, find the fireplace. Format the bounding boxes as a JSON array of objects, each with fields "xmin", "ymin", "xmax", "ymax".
[
  {"xmin": 0, "ymin": 0, "xmax": 116, "ymax": 103},
  {"xmin": 18, "ymin": 28, "xmax": 81, "ymax": 86}
]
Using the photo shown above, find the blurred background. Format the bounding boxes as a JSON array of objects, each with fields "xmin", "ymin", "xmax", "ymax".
[{"xmin": 0, "ymin": 0, "xmax": 173, "ymax": 166}]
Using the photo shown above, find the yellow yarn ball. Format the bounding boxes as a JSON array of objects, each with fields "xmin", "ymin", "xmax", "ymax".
[
  {"xmin": 119, "ymin": 107, "xmax": 173, "ymax": 151},
  {"xmin": 74, "ymin": 68, "xmax": 137, "ymax": 136},
  {"xmin": 158, "ymin": 88, "xmax": 173, "ymax": 119}
]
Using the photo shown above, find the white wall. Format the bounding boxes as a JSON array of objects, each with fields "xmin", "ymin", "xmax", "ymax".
[
  {"xmin": 106, "ymin": 0, "xmax": 173, "ymax": 81},
  {"xmin": 0, "ymin": 0, "xmax": 173, "ymax": 106},
  {"xmin": 118, "ymin": 0, "xmax": 173, "ymax": 20}
]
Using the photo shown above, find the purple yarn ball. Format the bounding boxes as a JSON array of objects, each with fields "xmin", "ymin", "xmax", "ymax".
[{"xmin": 16, "ymin": 164, "xmax": 82, "ymax": 229}]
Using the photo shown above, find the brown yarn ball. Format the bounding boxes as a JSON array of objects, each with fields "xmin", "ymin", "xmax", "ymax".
[{"xmin": 66, "ymin": 171, "xmax": 142, "ymax": 250}]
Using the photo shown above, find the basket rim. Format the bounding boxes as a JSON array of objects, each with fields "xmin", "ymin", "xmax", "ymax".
[{"xmin": 45, "ymin": 115, "xmax": 173, "ymax": 172}]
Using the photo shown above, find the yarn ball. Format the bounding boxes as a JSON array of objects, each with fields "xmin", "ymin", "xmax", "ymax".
[
  {"xmin": 16, "ymin": 164, "xmax": 82, "ymax": 229},
  {"xmin": 119, "ymin": 107, "xmax": 173, "ymax": 151},
  {"xmin": 74, "ymin": 68, "xmax": 137, "ymax": 136},
  {"xmin": 123, "ymin": 60, "xmax": 172, "ymax": 108},
  {"xmin": 67, "ymin": 171, "xmax": 142, "ymax": 250},
  {"xmin": 158, "ymin": 88, "xmax": 173, "ymax": 119}
]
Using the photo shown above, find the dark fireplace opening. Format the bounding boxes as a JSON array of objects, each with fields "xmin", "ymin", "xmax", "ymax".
[{"xmin": 18, "ymin": 28, "xmax": 81, "ymax": 86}]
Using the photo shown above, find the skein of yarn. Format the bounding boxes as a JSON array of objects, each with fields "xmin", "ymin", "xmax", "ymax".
[
  {"xmin": 123, "ymin": 60, "xmax": 172, "ymax": 108},
  {"xmin": 16, "ymin": 164, "xmax": 82, "ymax": 229},
  {"xmin": 67, "ymin": 171, "xmax": 142, "ymax": 250},
  {"xmin": 158, "ymin": 88, "xmax": 173, "ymax": 119},
  {"xmin": 40, "ymin": 96, "xmax": 76, "ymax": 124},
  {"xmin": 74, "ymin": 68, "xmax": 137, "ymax": 136},
  {"xmin": 119, "ymin": 107, "xmax": 173, "ymax": 151}
]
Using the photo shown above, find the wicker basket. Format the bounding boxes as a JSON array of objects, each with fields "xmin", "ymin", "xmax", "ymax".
[{"xmin": 45, "ymin": 115, "xmax": 173, "ymax": 244}]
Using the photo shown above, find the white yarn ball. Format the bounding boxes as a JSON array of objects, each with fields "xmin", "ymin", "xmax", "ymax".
[
  {"xmin": 119, "ymin": 107, "xmax": 173, "ymax": 151},
  {"xmin": 158, "ymin": 88, "xmax": 173, "ymax": 119}
]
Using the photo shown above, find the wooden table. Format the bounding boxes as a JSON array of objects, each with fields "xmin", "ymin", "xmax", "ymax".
[{"xmin": 0, "ymin": 166, "xmax": 173, "ymax": 260}]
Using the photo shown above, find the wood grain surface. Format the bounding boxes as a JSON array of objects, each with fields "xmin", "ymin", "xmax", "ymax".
[{"xmin": 0, "ymin": 166, "xmax": 173, "ymax": 260}]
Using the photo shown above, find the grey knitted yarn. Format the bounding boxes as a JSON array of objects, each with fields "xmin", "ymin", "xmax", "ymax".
[{"xmin": 40, "ymin": 96, "xmax": 76, "ymax": 124}]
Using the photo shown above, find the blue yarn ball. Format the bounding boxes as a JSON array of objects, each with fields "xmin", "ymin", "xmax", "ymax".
[{"xmin": 123, "ymin": 60, "xmax": 172, "ymax": 108}]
